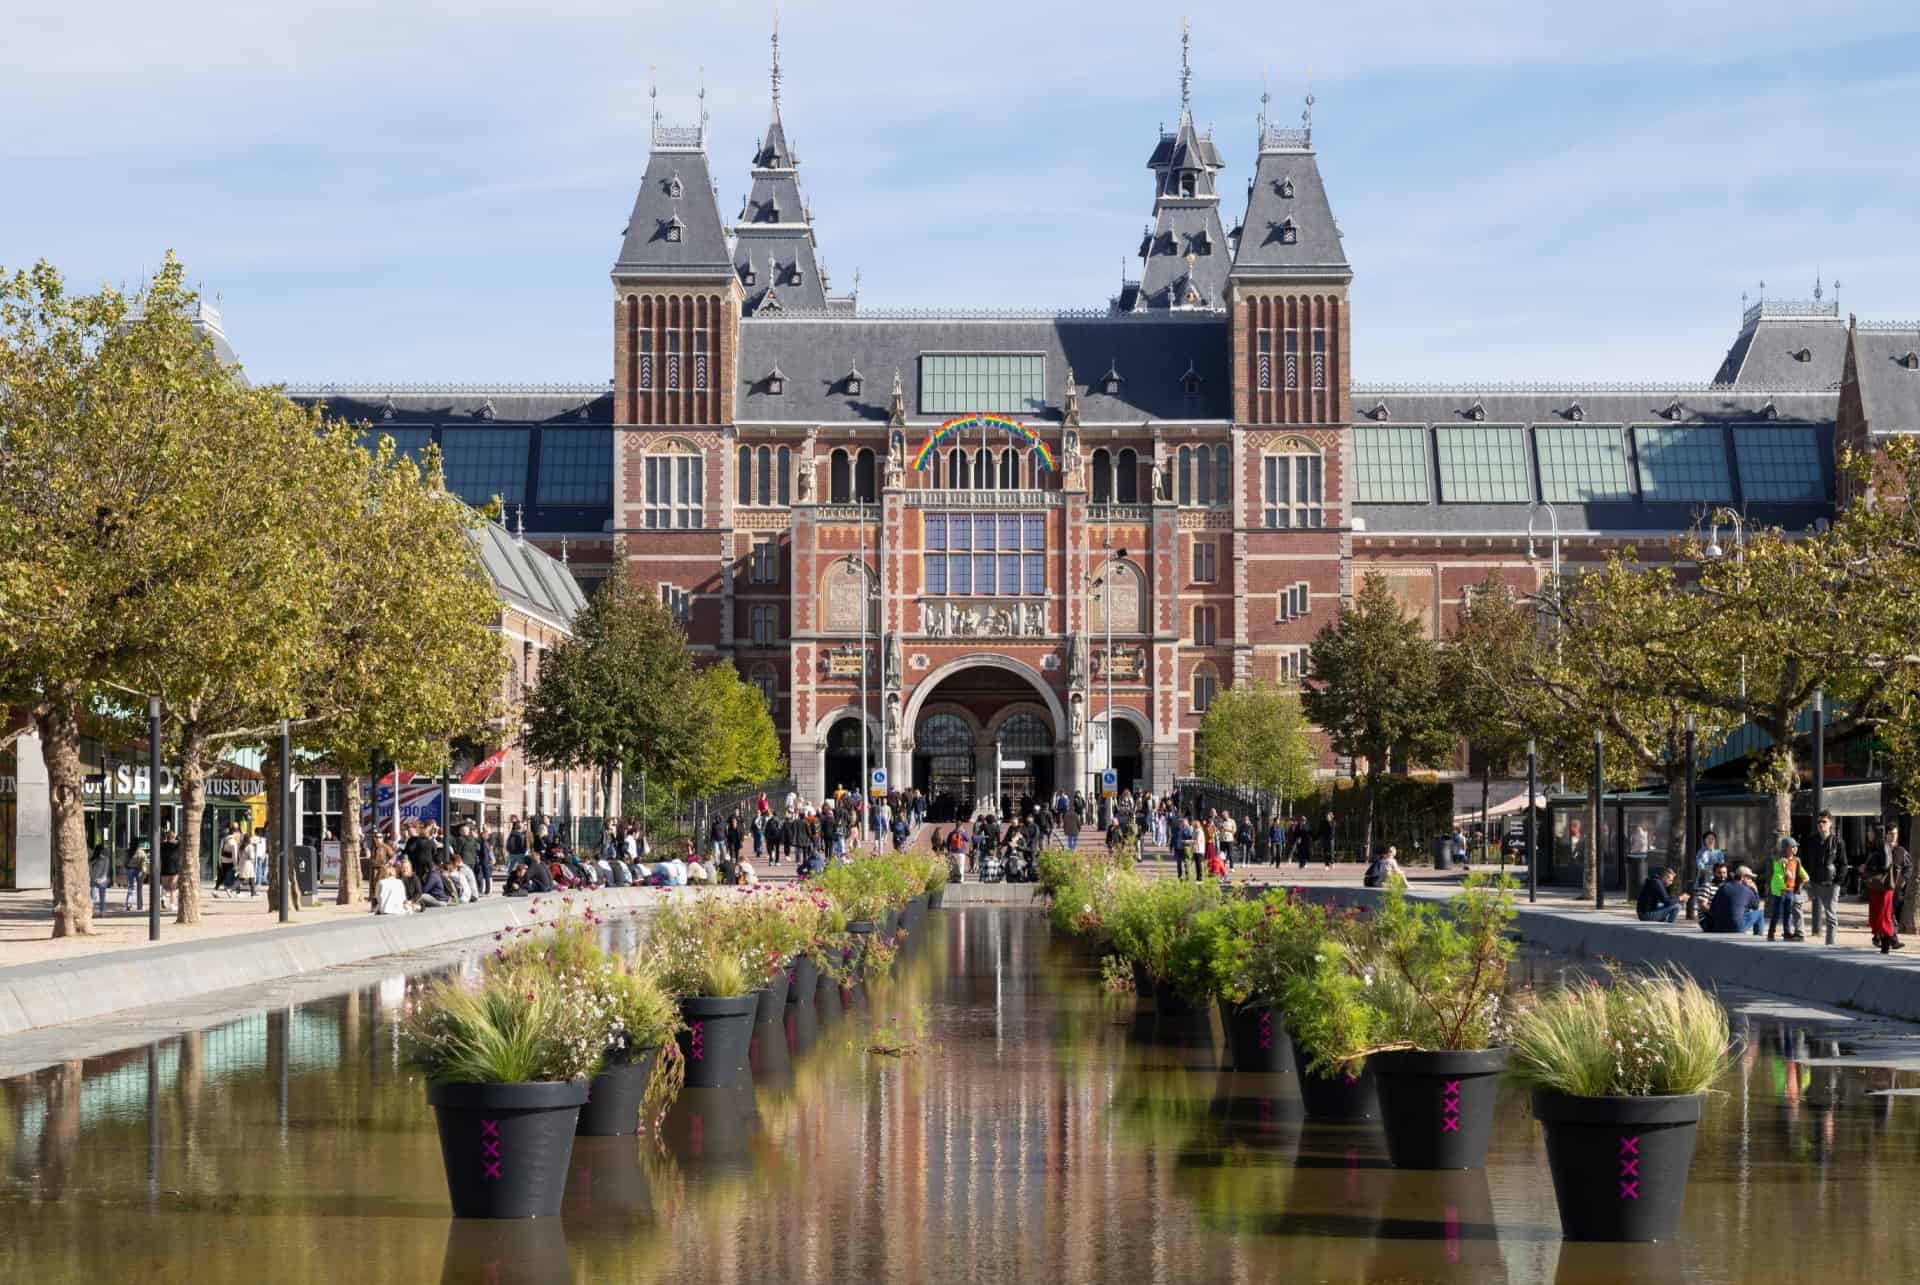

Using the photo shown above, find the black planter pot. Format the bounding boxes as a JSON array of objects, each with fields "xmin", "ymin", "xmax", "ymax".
[
  {"xmin": 1224, "ymin": 999, "xmax": 1293, "ymax": 1075},
  {"xmin": 881, "ymin": 908, "xmax": 899, "ymax": 939},
  {"xmin": 750, "ymin": 1020, "xmax": 793, "ymax": 1086},
  {"xmin": 675, "ymin": 994, "xmax": 758, "ymax": 1090},
  {"xmin": 427, "ymin": 1080, "xmax": 587, "ymax": 1218},
  {"xmin": 754, "ymin": 968, "xmax": 791, "ymax": 1024},
  {"xmin": 1369, "ymin": 1047, "xmax": 1508, "ymax": 1169},
  {"xmin": 784, "ymin": 1000, "xmax": 818, "ymax": 1056},
  {"xmin": 786, "ymin": 953, "xmax": 819, "ymax": 1003},
  {"xmin": 439, "ymin": 1216, "xmax": 570, "ymax": 1283},
  {"xmin": 1153, "ymin": 979, "xmax": 1198, "ymax": 1019},
  {"xmin": 561, "ymin": 1135, "xmax": 654, "ymax": 1246},
  {"xmin": 576, "ymin": 1047, "xmax": 658, "ymax": 1136},
  {"xmin": 1289, "ymin": 1034, "xmax": 1379, "ymax": 1121},
  {"xmin": 1532, "ymin": 1090, "xmax": 1704, "ymax": 1242},
  {"xmin": 816, "ymin": 972, "xmax": 842, "ymax": 1022},
  {"xmin": 928, "ymin": 886, "xmax": 946, "ymax": 910}
]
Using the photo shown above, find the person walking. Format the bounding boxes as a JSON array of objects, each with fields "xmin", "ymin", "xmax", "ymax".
[
  {"xmin": 1062, "ymin": 805, "xmax": 1082, "ymax": 853},
  {"xmin": 1863, "ymin": 828, "xmax": 1905, "ymax": 953},
  {"xmin": 1317, "ymin": 809, "xmax": 1337, "ymax": 868},
  {"xmin": 1804, "ymin": 810, "xmax": 1847, "ymax": 946},
  {"xmin": 124, "ymin": 840, "xmax": 147, "ymax": 912},
  {"xmin": 505, "ymin": 815, "xmax": 528, "ymax": 875},
  {"xmin": 474, "ymin": 824, "xmax": 494, "ymax": 896},
  {"xmin": 235, "ymin": 842, "xmax": 257, "ymax": 896},
  {"xmin": 247, "ymin": 827, "xmax": 268, "ymax": 896},
  {"xmin": 1766, "ymin": 836, "xmax": 1805, "ymax": 942},
  {"xmin": 1172, "ymin": 812, "xmax": 1191, "ymax": 882},
  {"xmin": 158, "ymin": 829, "xmax": 180, "ymax": 912},
  {"xmin": 216, "ymin": 823, "xmax": 241, "ymax": 897},
  {"xmin": 90, "ymin": 841, "xmax": 113, "ymax": 914}
]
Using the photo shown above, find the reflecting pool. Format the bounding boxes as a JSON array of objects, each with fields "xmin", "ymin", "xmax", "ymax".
[{"xmin": 2, "ymin": 909, "xmax": 1918, "ymax": 1283}]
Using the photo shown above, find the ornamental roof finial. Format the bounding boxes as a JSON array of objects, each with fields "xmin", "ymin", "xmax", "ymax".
[
  {"xmin": 1179, "ymin": 19, "xmax": 1192, "ymax": 116},
  {"xmin": 770, "ymin": 16, "xmax": 783, "ymax": 110}
]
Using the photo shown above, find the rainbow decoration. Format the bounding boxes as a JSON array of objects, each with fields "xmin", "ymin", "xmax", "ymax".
[{"xmin": 913, "ymin": 414, "xmax": 1055, "ymax": 473}]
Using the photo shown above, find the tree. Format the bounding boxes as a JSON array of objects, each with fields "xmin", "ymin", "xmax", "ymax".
[
  {"xmin": 301, "ymin": 438, "xmax": 507, "ymax": 906},
  {"xmin": 1301, "ymin": 573, "xmax": 1453, "ymax": 859},
  {"xmin": 520, "ymin": 578, "xmax": 703, "ymax": 806},
  {"xmin": 1195, "ymin": 680, "xmax": 1318, "ymax": 812},
  {"xmin": 0, "ymin": 255, "xmax": 308, "ymax": 934},
  {"xmin": 1441, "ymin": 579, "xmax": 1544, "ymax": 862},
  {"xmin": 681, "ymin": 663, "xmax": 787, "ymax": 800}
]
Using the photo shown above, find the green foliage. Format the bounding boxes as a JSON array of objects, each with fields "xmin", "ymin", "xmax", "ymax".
[
  {"xmin": 1356, "ymin": 875, "xmax": 1518, "ymax": 1053},
  {"xmin": 401, "ymin": 967, "xmax": 618, "ymax": 1084},
  {"xmin": 1280, "ymin": 939, "xmax": 1379, "ymax": 1079},
  {"xmin": 1104, "ymin": 879, "xmax": 1220, "ymax": 983},
  {"xmin": 1195, "ymin": 680, "xmax": 1319, "ymax": 804},
  {"xmin": 520, "ymin": 577, "xmax": 704, "ymax": 796},
  {"xmin": 1302, "ymin": 573, "xmax": 1453, "ymax": 856},
  {"xmin": 813, "ymin": 855, "xmax": 914, "ymax": 924},
  {"xmin": 640, "ymin": 898, "xmax": 758, "ymax": 998},
  {"xmin": 681, "ymin": 663, "xmax": 787, "ymax": 798},
  {"xmin": 488, "ymin": 911, "xmax": 680, "ymax": 1054},
  {"xmin": 1509, "ymin": 969, "xmax": 1731, "ymax": 1098},
  {"xmin": 1167, "ymin": 897, "xmax": 1267, "ymax": 1004}
]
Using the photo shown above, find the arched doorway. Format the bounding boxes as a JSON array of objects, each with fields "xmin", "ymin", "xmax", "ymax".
[
  {"xmin": 823, "ymin": 717, "xmax": 865, "ymax": 796},
  {"xmin": 995, "ymin": 712, "xmax": 1055, "ymax": 819},
  {"xmin": 914, "ymin": 713, "xmax": 975, "ymax": 822},
  {"xmin": 1110, "ymin": 719, "xmax": 1144, "ymax": 796}
]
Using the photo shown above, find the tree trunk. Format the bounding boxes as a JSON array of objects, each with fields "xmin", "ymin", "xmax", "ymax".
[
  {"xmin": 35, "ymin": 688, "xmax": 93, "ymax": 937},
  {"xmin": 1665, "ymin": 760, "xmax": 1689, "ymax": 876},
  {"xmin": 175, "ymin": 735, "xmax": 205, "ymax": 925},
  {"xmin": 1362, "ymin": 765, "xmax": 1378, "ymax": 862},
  {"xmin": 1770, "ymin": 747, "xmax": 1795, "ymax": 845},
  {"xmin": 337, "ymin": 769, "xmax": 363, "ymax": 906},
  {"xmin": 1584, "ymin": 792, "xmax": 1600, "ymax": 902}
]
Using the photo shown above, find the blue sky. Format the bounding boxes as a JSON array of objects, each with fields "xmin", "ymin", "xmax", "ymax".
[{"xmin": 5, "ymin": 1, "xmax": 1919, "ymax": 386}]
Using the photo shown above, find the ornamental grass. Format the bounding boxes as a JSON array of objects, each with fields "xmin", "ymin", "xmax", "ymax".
[
  {"xmin": 1507, "ymin": 968, "xmax": 1731, "ymax": 1098},
  {"xmin": 402, "ymin": 967, "xmax": 620, "ymax": 1085}
]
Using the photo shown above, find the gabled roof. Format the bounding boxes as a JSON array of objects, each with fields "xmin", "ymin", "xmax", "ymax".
[
  {"xmin": 613, "ymin": 141, "xmax": 732, "ymax": 278},
  {"xmin": 1851, "ymin": 323, "xmax": 1920, "ymax": 434},
  {"xmin": 468, "ymin": 520, "xmax": 588, "ymax": 627},
  {"xmin": 1230, "ymin": 127, "xmax": 1349, "ymax": 280},
  {"xmin": 735, "ymin": 314, "xmax": 1231, "ymax": 423},
  {"xmin": 731, "ymin": 39, "xmax": 836, "ymax": 316}
]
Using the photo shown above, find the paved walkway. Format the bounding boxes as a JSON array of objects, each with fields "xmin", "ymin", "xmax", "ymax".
[{"xmin": 0, "ymin": 886, "xmax": 386, "ymax": 966}]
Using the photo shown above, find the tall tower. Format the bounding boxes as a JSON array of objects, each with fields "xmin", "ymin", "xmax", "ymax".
[
  {"xmin": 1228, "ymin": 92, "xmax": 1352, "ymax": 426},
  {"xmin": 731, "ymin": 24, "xmax": 842, "ymax": 315},
  {"xmin": 611, "ymin": 83, "xmax": 741, "ymax": 647},
  {"xmin": 1124, "ymin": 23, "xmax": 1231, "ymax": 312}
]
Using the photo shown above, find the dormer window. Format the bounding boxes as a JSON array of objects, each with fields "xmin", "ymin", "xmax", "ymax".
[
  {"xmin": 380, "ymin": 396, "xmax": 396, "ymax": 422},
  {"xmin": 1279, "ymin": 218, "xmax": 1298, "ymax": 244},
  {"xmin": 1103, "ymin": 362, "xmax": 1123, "ymax": 396},
  {"xmin": 663, "ymin": 214, "xmax": 684, "ymax": 243},
  {"xmin": 475, "ymin": 398, "xmax": 496, "ymax": 421},
  {"xmin": 1180, "ymin": 362, "xmax": 1203, "ymax": 396},
  {"xmin": 845, "ymin": 367, "xmax": 864, "ymax": 397},
  {"xmin": 764, "ymin": 366, "xmax": 786, "ymax": 396},
  {"xmin": 1188, "ymin": 231, "xmax": 1211, "ymax": 257},
  {"xmin": 1278, "ymin": 176, "xmax": 1295, "ymax": 198},
  {"xmin": 1466, "ymin": 401, "xmax": 1486, "ymax": 422},
  {"xmin": 1901, "ymin": 351, "xmax": 1920, "ymax": 370},
  {"xmin": 790, "ymin": 266, "xmax": 804, "ymax": 285},
  {"xmin": 1663, "ymin": 399, "xmax": 1685, "ymax": 421},
  {"xmin": 1368, "ymin": 400, "xmax": 1391, "ymax": 421},
  {"xmin": 1791, "ymin": 347, "xmax": 1813, "ymax": 362},
  {"xmin": 740, "ymin": 263, "xmax": 756, "ymax": 286},
  {"xmin": 667, "ymin": 172, "xmax": 683, "ymax": 200},
  {"xmin": 766, "ymin": 200, "xmax": 780, "ymax": 223},
  {"xmin": 1565, "ymin": 401, "xmax": 1585, "ymax": 422},
  {"xmin": 1759, "ymin": 399, "xmax": 1780, "ymax": 420},
  {"xmin": 1179, "ymin": 172, "xmax": 1196, "ymax": 197}
]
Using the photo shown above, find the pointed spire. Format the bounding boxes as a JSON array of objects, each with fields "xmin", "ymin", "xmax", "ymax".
[
  {"xmin": 560, "ymin": 536, "xmax": 569, "ymax": 566},
  {"xmin": 1179, "ymin": 18, "xmax": 1192, "ymax": 118},
  {"xmin": 770, "ymin": 16, "xmax": 783, "ymax": 112},
  {"xmin": 513, "ymin": 505, "xmax": 525, "ymax": 544}
]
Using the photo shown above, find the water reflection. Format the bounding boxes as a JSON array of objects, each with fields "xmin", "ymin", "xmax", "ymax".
[{"xmin": 1, "ymin": 910, "xmax": 1920, "ymax": 1283}]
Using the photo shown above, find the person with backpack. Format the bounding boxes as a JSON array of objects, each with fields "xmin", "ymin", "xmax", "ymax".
[
  {"xmin": 1765, "ymin": 836, "xmax": 1805, "ymax": 942},
  {"xmin": 505, "ymin": 815, "xmax": 528, "ymax": 875},
  {"xmin": 1804, "ymin": 810, "xmax": 1847, "ymax": 946}
]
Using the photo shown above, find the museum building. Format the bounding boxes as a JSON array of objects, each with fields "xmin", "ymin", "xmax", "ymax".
[{"xmin": 289, "ymin": 36, "xmax": 1920, "ymax": 814}]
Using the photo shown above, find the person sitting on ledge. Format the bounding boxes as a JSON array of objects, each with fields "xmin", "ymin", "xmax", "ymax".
[
  {"xmin": 1702, "ymin": 864, "xmax": 1764, "ymax": 935},
  {"xmin": 1636, "ymin": 866, "xmax": 1689, "ymax": 923}
]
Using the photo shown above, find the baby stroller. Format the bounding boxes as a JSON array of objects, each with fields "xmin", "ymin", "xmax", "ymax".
[{"xmin": 980, "ymin": 850, "xmax": 1005, "ymax": 883}]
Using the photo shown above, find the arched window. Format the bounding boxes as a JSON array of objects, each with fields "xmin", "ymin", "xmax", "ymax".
[
  {"xmin": 1192, "ymin": 662, "xmax": 1219, "ymax": 713},
  {"xmin": 1091, "ymin": 560, "xmax": 1145, "ymax": 634},
  {"xmin": 950, "ymin": 447, "xmax": 969, "ymax": 490},
  {"xmin": 854, "ymin": 448, "xmax": 876, "ymax": 503},
  {"xmin": 643, "ymin": 439, "xmax": 705, "ymax": 529},
  {"xmin": 997, "ymin": 713, "xmax": 1052, "ymax": 755},
  {"xmin": 1177, "ymin": 446, "xmax": 1193, "ymax": 505},
  {"xmin": 1092, "ymin": 449, "xmax": 1112, "ymax": 504},
  {"xmin": 975, "ymin": 446, "xmax": 993, "ymax": 491},
  {"xmin": 1212, "ymin": 445, "xmax": 1231, "ymax": 506},
  {"xmin": 737, "ymin": 445, "xmax": 751, "ymax": 505},
  {"xmin": 756, "ymin": 445, "xmax": 772, "ymax": 506},
  {"xmin": 830, "ymin": 449, "xmax": 851, "ymax": 504},
  {"xmin": 776, "ymin": 446, "xmax": 791, "ymax": 505},
  {"xmin": 918, "ymin": 712, "xmax": 973, "ymax": 754},
  {"xmin": 1000, "ymin": 447, "xmax": 1018, "ymax": 490},
  {"xmin": 1116, "ymin": 448, "xmax": 1138, "ymax": 503},
  {"xmin": 1196, "ymin": 446, "xmax": 1212, "ymax": 506}
]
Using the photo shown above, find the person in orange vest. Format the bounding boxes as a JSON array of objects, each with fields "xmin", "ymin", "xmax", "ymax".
[{"xmin": 1766, "ymin": 836, "xmax": 1805, "ymax": 942}]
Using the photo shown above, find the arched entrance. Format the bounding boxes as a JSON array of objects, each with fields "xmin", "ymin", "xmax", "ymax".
[
  {"xmin": 1111, "ymin": 719, "xmax": 1144, "ymax": 796},
  {"xmin": 823, "ymin": 717, "xmax": 865, "ymax": 796},
  {"xmin": 907, "ymin": 658, "xmax": 1064, "ymax": 823}
]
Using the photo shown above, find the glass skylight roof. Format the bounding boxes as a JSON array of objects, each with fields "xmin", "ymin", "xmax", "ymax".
[
  {"xmin": 1635, "ymin": 426, "xmax": 1732, "ymax": 503},
  {"xmin": 1436, "ymin": 426, "xmax": 1530, "ymax": 503},
  {"xmin": 1733, "ymin": 427, "xmax": 1826, "ymax": 502},
  {"xmin": 1353, "ymin": 427, "xmax": 1430, "ymax": 503}
]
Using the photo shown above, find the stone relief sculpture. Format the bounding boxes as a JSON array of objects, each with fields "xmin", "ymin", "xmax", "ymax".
[{"xmin": 919, "ymin": 600, "xmax": 1051, "ymax": 638}]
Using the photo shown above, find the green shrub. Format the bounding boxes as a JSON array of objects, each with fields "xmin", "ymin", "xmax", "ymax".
[
  {"xmin": 642, "ymin": 897, "xmax": 759, "ymax": 997},
  {"xmin": 1106, "ymin": 879, "xmax": 1219, "ymax": 983},
  {"xmin": 1509, "ymin": 969, "xmax": 1731, "ymax": 1098},
  {"xmin": 402, "ymin": 967, "xmax": 618, "ymax": 1084},
  {"xmin": 1359, "ymin": 875, "xmax": 1517, "ymax": 1052},
  {"xmin": 1168, "ymin": 898, "xmax": 1266, "ymax": 1004}
]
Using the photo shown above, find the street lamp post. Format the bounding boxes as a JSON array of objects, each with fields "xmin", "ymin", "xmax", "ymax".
[
  {"xmin": 1526, "ymin": 738, "xmax": 1538, "ymax": 904},
  {"xmin": 1085, "ymin": 540, "xmax": 1129, "ymax": 818},
  {"xmin": 840, "ymin": 539, "xmax": 879, "ymax": 829},
  {"xmin": 1592, "ymin": 728, "xmax": 1605, "ymax": 911},
  {"xmin": 278, "ymin": 719, "xmax": 292, "ymax": 924},
  {"xmin": 148, "ymin": 696, "xmax": 162, "ymax": 941},
  {"xmin": 1527, "ymin": 500, "xmax": 1565, "ymax": 792}
]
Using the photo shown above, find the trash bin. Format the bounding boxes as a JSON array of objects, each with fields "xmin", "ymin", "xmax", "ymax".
[
  {"xmin": 1434, "ymin": 836, "xmax": 1453, "ymax": 872},
  {"xmin": 294, "ymin": 843, "xmax": 317, "ymax": 897},
  {"xmin": 1624, "ymin": 854, "xmax": 1648, "ymax": 898}
]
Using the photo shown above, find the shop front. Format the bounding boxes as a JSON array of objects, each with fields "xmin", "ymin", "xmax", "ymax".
[{"xmin": 80, "ymin": 748, "xmax": 267, "ymax": 879}]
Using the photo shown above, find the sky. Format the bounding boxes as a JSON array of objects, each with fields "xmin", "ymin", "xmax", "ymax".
[{"xmin": 5, "ymin": 0, "xmax": 1920, "ymax": 387}]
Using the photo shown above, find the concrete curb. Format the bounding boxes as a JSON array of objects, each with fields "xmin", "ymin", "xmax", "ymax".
[
  {"xmin": 0, "ymin": 889, "xmax": 664, "ymax": 1038},
  {"xmin": 1273, "ymin": 882, "xmax": 1920, "ymax": 1023}
]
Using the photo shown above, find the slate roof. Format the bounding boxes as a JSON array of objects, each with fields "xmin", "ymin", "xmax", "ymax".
[
  {"xmin": 1348, "ymin": 386, "xmax": 1838, "ymax": 536},
  {"xmin": 732, "ymin": 90, "xmax": 830, "ymax": 314},
  {"xmin": 1133, "ymin": 109, "xmax": 1231, "ymax": 312},
  {"xmin": 468, "ymin": 520, "xmax": 588, "ymax": 626},
  {"xmin": 1710, "ymin": 300, "xmax": 1846, "ymax": 388},
  {"xmin": 287, "ymin": 386, "xmax": 613, "ymax": 425},
  {"xmin": 734, "ymin": 314, "xmax": 1232, "ymax": 423},
  {"xmin": 613, "ymin": 136, "xmax": 732, "ymax": 278},
  {"xmin": 1230, "ymin": 128, "xmax": 1349, "ymax": 279},
  {"xmin": 1852, "ymin": 324, "xmax": 1920, "ymax": 434}
]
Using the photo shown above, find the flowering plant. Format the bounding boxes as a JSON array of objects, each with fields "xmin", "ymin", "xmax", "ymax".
[
  {"xmin": 402, "ymin": 966, "xmax": 620, "ymax": 1084},
  {"xmin": 640, "ymin": 897, "xmax": 755, "ymax": 998},
  {"xmin": 1508, "ymin": 968, "xmax": 1730, "ymax": 1098}
]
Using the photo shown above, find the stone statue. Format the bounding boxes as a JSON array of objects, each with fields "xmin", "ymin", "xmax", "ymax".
[
  {"xmin": 1071, "ymin": 700, "xmax": 1085, "ymax": 740},
  {"xmin": 1024, "ymin": 602, "xmax": 1045, "ymax": 635},
  {"xmin": 797, "ymin": 450, "xmax": 815, "ymax": 500},
  {"xmin": 955, "ymin": 607, "xmax": 981, "ymax": 637},
  {"xmin": 1067, "ymin": 634, "xmax": 1086, "ymax": 686},
  {"xmin": 886, "ymin": 430, "xmax": 906, "ymax": 488},
  {"xmin": 1150, "ymin": 460, "xmax": 1164, "ymax": 499},
  {"xmin": 886, "ymin": 692, "xmax": 901, "ymax": 737},
  {"xmin": 885, "ymin": 634, "xmax": 902, "ymax": 688}
]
